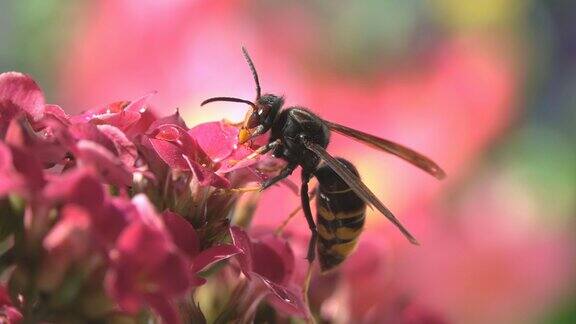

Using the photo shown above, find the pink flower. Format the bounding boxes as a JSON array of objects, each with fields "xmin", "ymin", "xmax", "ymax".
[
  {"xmin": 0, "ymin": 72, "xmax": 45, "ymax": 137},
  {"xmin": 69, "ymin": 92, "xmax": 155, "ymax": 133},
  {"xmin": 74, "ymin": 140, "xmax": 133, "ymax": 186},
  {"xmin": 4, "ymin": 116, "xmax": 69, "ymax": 167},
  {"xmin": 0, "ymin": 71, "xmax": 299, "ymax": 322},
  {"xmin": 43, "ymin": 204, "xmax": 93, "ymax": 260},
  {"xmin": 0, "ymin": 285, "xmax": 22, "ymax": 324},
  {"xmin": 188, "ymin": 121, "xmax": 258, "ymax": 173},
  {"xmin": 43, "ymin": 169, "xmax": 129, "ymax": 247},
  {"xmin": 39, "ymin": 204, "xmax": 94, "ymax": 290},
  {"xmin": 106, "ymin": 195, "xmax": 241, "ymax": 323},
  {"xmin": 106, "ymin": 220, "xmax": 190, "ymax": 323},
  {"xmin": 162, "ymin": 210, "xmax": 241, "ymax": 286},
  {"xmin": 146, "ymin": 122, "xmax": 230, "ymax": 188},
  {"xmin": 230, "ymin": 227, "xmax": 307, "ymax": 319},
  {"xmin": 0, "ymin": 141, "xmax": 45, "ymax": 200},
  {"xmin": 105, "ymin": 196, "xmax": 192, "ymax": 324}
]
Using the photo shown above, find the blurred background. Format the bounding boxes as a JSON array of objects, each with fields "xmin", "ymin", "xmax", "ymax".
[{"xmin": 1, "ymin": 1, "xmax": 574, "ymax": 323}]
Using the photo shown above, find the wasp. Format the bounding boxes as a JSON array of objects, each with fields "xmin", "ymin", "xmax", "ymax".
[
  {"xmin": 314, "ymin": 157, "xmax": 366, "ymax": 272},
  {"xmin": 201, "ymin": 48, "xmax": 445, "ymax": 267}
]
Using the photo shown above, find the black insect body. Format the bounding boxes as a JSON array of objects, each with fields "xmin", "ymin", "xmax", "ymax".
[
  {"xmin": 201, "ymin": 47, "xmax": 445, "ymax": 265},
  {"xmin": 315, "ymin": 158, "xmax": 366, "ymax": 272},
  {"xmin": 264, "ymin": 108, "xmax": 330, "ymax": 188}
]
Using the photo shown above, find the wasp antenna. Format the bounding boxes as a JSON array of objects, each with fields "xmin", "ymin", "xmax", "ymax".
[
  {"xmin": 241, "ymin": 47, "xmax": 261, "ymax": 99},
  {"xmin": 201, "ymin": 96, "xmax": 257, "ymax": 110}
]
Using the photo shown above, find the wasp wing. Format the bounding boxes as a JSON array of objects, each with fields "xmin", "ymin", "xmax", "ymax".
[
  {"xmin": 325, "ymin": 121, "xmax": 446, "ymax": 180},
  {"xmin": 301, "ymin": 139, "xmax": 418, "ymax": 245}
]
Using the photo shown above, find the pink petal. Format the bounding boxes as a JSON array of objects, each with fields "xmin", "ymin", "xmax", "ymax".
[
  {"xmin": 71, "ymin": 100, "xmax": 142, "ymax": 130},
  {"xmin": 43, "ymin": 204, "xmax": 92, "ymax": 259},
  {"xmin": 104, "ymin": 258, "xmax": 143, "ymax": 313},
  {"xmin": 1, "ymin": 306, "xmax": 23, "ymax": 323},
  {"xmin": 115, "ymin": 221, "xmax": 171, "ymax": 269},
  {"xmin": 91, "ymin": 198, "xmax": 130, "ymax": 248},
  {"xmin": 8, "ymin": 145, "xmax": 46, "ymax": 193},
  {"xmin": 150, "ymin": 124, "xmax": 214, "ymax": 167},
  {"xmin": 131, "ymin": 194, "xmax": 164, "ymax": 228},
  {"xmin": 0, "ymin": 142, "xmax": 14, "ymax": 173},
  {"xmin": 188, "ymin": 121, "xmax": 237, "ymax": 162},
  {"xmin": 148, "ymin": 124, "xmax": 197, "ymax": 170},
  {"xmin": 230, "ymin": 226, "xmax": 253, "ymax": 278},
  {"xmin": 42, "ymin": 104, "xmax": 70, "ymax": 124},
  {"xmin": 32, "ymin": 104, "xmax": 70, "ymax": 134},
  {"xmin": 0, "ymin": 143, "xmax": 39, "ymax": 198},
  {"xmin": 146, "ymin": 109, "xmax": 186, "ymax": 133},
  {"xmin": 148, "ymin": 137, "xmax": 191, "ymax": 170},
  {"xmin": 136, "ymin": 136, "xmax": 170, "ymax": 176},
  {"xmin": 124, "ymin": 91, "xmax": 156, "ymax": 113},
  {"xmin": 162, "ymin": 211, "xmax": 200, "ymax": 259},
  {"xmin": 188, "ymin": 121, "xmax": 262, "ymax": 174},
  {"xmin": 3, "ymin": 117, "xmax": 31, "ymax": 147},
  {"xmin": 155, "ymin": 125, "xmax": 180, "ymax": 141},
  {"xmin": 5, "ymin": 117, "xmax": 68, "ymax": 166},
  {"xmin": 0, "ymin": 285, "xmax": 12, "ymax": 306},
  {"xmin": 102, "ymin": 109, "xmax": 141, "ymax": 130},
  {"xmin": 0, "ymin": 175, "xmax": 23, "ymax": 198},
  {"xmin": 0, "ymin": 285, "xmax": 22, "ymax": 323},
  {"xmin": 75, "ymin": 140, "xmax": 133, "ymax": 186},
  {"xmin": 149, "ymin": 252, "xmax": 192, "ymax": 295},
  {"xmin": 186, "ymin": 159, "xmax": 230, "ymax": 188},
  {"xmin": 97, "ymin": 124, "xmax": 138, "ymax": 167},
  {"xmin": 125, "ymin": 107, "xmax": 157, "ymax": 138},
  {"xmin": 252, "ymin": 234, "xmax": 295, "ymax": 285},
  {"xmin": 147, "ymin": 124, "xmax": 230, "ymax": 188},
  {"xmin": 69, "ymin": 123, "xmax": 118, "ymax": 155},
  {"xmin": 191, "ymin": 244, "xmax": 241, "ymax": 274},
  {"xmin": 253, "ymin": 273, "xmax": 308, "ymax": 318},
  {"xmin": 251, "ymin": 241, "xmax": 290, "ymax": 285},
  {"xmin": 0, "ymin": 101, "xmax": 21, "ymax": 139},
  {"xmin": 0, "ymin": 72, "xmax": 45, "ymax": 120},
  {"xmin": 43, "ymin": 168, "xmax": 104, "ymax": 211}
]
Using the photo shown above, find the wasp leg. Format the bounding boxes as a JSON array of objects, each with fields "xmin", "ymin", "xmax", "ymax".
[
  {"xmin": 302, "ymin": 262, "xmax": 315, "ymax": 322},
  {"xmin": 300, "ymin": 171, "xmax": 317, "ymax": 263},
  {"xmin": 225, "ymin": 187, "xmax": 261, "ymax": 193},
  {"xmin": 247, "ymin": 139, "xmax": 281, "ymax": 160},
  {"xmin": 260, "ymin": 162, "xmax": 297, "ymax": 190},
  {"xmin": 226, "ymin": 139, "xmax": 281, "ymax": 167},
  {"xmin": 301, "ymin": 170, "xmax": 318, "ymax": 323}
]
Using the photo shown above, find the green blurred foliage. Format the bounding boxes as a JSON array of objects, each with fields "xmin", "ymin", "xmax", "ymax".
[{"xmin": 0, "ymin": 0, "xmax": 85, "ymax": 99}]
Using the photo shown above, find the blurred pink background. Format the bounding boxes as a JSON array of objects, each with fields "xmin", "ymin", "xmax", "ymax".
[{"xmin": 2, "ymin": 1, "xmax": 574, "ymax": 323}]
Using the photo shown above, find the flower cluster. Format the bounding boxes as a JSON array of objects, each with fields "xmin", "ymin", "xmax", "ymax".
[{"xmin": 0, "ymin": 72, "xmax": 306, "ymax": 323}]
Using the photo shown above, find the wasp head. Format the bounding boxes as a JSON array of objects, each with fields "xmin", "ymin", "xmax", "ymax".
[
  {"xmin": 238, "ymin": 94, "xmax": 284, "ymax": 143},
  {"xmin": 201, "ymin": 47, "xmax": 283, "ymax": 144}
]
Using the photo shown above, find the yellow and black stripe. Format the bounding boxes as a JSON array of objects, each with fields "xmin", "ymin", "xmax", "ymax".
[{"xmin": 314, "ymin": 158, "xmax": 366, "ymax": 272}]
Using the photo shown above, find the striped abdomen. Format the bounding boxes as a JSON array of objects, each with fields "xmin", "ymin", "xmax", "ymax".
[{"xmin": 314, "ymin": 158, "xmax": 366, "ymax": 273}]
